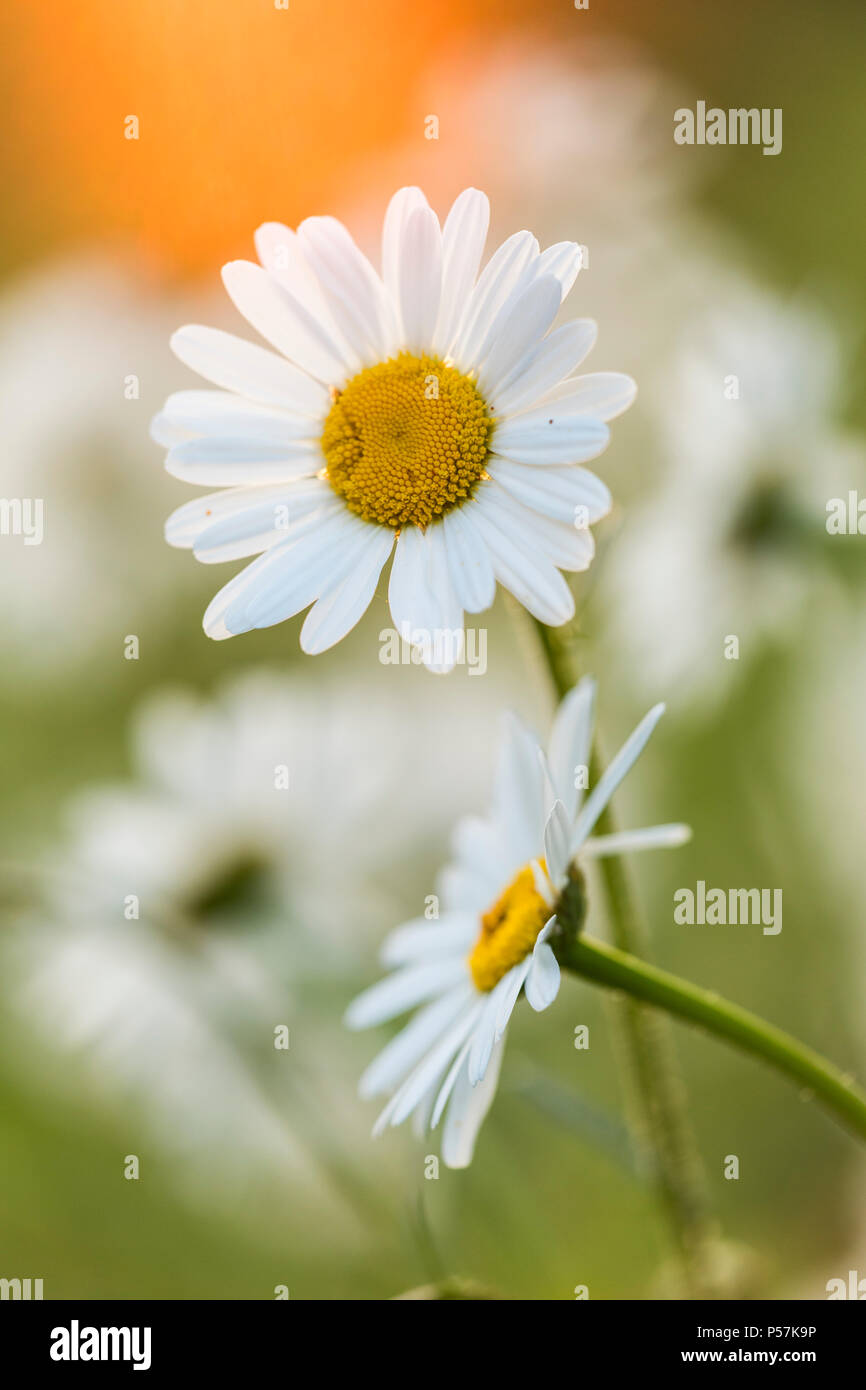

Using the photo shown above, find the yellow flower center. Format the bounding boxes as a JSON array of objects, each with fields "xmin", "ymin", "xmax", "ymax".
[
  {"xmin": 469, "ymin": 861, "xmax": 552, "ymax": 993},
  {"xmin": 320, "ymin": 352, "xmax": 494, "ymax": 529}
]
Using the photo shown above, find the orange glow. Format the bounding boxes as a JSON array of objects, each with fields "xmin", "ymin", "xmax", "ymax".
[{"xmin": 4, "ymin": 0, "xmax": 508, "ymax": 278}]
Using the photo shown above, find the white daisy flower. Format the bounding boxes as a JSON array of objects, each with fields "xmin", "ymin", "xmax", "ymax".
[
  {"xmin": 154, "ymin": 187, "xmax": 635, "ymax": 670},
  {"xmin": 345, "ymin": 678, "xmax": 690, "ymax": 1168}
]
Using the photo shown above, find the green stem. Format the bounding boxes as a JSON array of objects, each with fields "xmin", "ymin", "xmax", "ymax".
[
  {"xmin": 530, "ymin": 615, "xmax": 719, "ymax": 1296},
  {"xmin": 561, "ymin": 935, "xmax": 866, "ymax": 1142}
]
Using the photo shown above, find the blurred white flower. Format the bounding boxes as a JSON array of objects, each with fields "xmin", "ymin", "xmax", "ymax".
[
  {"xmin": 346, "ymin": 679, "xmax": 689, "ymax": 1168},
  {"xmin": 10, "ymin": 667, "xmax": 506, "ymax": 1192},
  {"xmin": 0, "ymin": 258, "xmax": 201, "ymax": 682},
  {"xmin": 601, "ymin": 280, "xmax": 863, "ymax": 714},
  {"xmin": 415, "ymin": 38, "xmax": 690, "ymax": 228}
]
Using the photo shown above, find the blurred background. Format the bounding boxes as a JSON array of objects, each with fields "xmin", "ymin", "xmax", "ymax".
[{"xmin": 0, "ymin": 0, "xmax": 864, "ymax": 1300}]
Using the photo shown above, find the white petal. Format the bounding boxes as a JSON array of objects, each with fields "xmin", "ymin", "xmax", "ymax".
[
  {"xmin": 202, "ymin": 545, "xmax": 288, "ymax": 640},
  {"xmin": 582, "ymin": 824, "xmax": 692, "ymax": 857},
  {"xmin": 165, "ymin": 480, "xmax": 326, "ymax": 550},
  {"xmin": 476, "ymin": 274, "xmax": 563, "ymax": 396},
  {"xmin": 535, "ymin": 917, "xmax": 556, "ymax": 947},
  {"xmin": 441, "ymin": 1035, "xmax": 506, "ymax": 1169},
  {"xmin": 297, "ymin": 215, "xmax": 395, "ymax": 364},
  {"xmin": 156, "ymin": 389, "xmax": 317, "ymax": 443},
  {"xmin": 524, "ymin": 940, "xmax": 561, "ymax": 1012},
  {"xmin": 531, "ymin": 854, "xmax": 556, "ymax": 907},
  {"xmin": 439, "ymin": 861, "xmax": 499, "ymax": 916},
  {"xmin": 397, "ymin": 206, "xmax": 442, "ymax": 354},
  {"xmin": 299, "ymin": 524, "xmax": 394, "ymax": 653},
  {"xmin": 451, "ymin": 231, "xmax": 539, "ymax": 370},
  {"xmin": 388, "ymin": 527, "xmax": 428, "ymax": 634},
  {"xmin": 548, "ymin": 676, "xmax": 596, "ymax": 820},
  {"xmin": 571, "ymin": 704, "xmax": 667, "ymax": 853},
  {"xmin": 201, "ymin": 509, "xmax": 354, "ymax": 638},
  {"xmin": 345, "ymin": 957, "xmax": 468, "ymax": 1030},
  {"xmin": 491, "ymin": 410, "xmax": 610, "ymax": 466},
  {"xmin": 165, "ymin": 437, "xmax": 320, "ymax": 486},
  {"xmin": 150, "ymin": 413, "xmax": 191, "ymax": 448},
  {"xmin": 426, "ymin": 523, "xmax": 464, "ymax": 626},
  {"xmin": 373, "ymin": 1001, "xmax": 484, "ymax": 1133},
  {"xmin": 445, "ymin": 816, "xmax": 511, "ymax": 913},
  {"xmin": 467, "ymin": 978, "xmax": 512, "ymax": 1086},
  {"xmin": 253, "ymin": 223, "xmax": 333, "ymax": 321},
  {"xmin": 537, "ymin": 743, "xmax": 558, "ymax": 820},
  {"xmin": 381, "ymin": 914, "xmax": 479, "ymax": 967},
  {"xmin": 450, "ymin": 813, "xmax": 510, "ymax": 880},
  {"xmin": 494, "ymin": 958, "xmax": 532, "ymax": 1039},
  {"xmin": 440, "ymin": 508, "xmax": 496, "ymax": 614},
  {"xmin": 382, "ymin": 186, "xmax": 429, "ymax": 306},
  {"xmin": 388, "ymin": 526, "xmax": 463, "ymax": 672},
  {"xmin": 492, "ymin": 712, "xmax": 546, "ymax": 867},
  {"xmin": 491, "ymin": 321, "xmax": 598, "ymax": 417},
  {"xmin": 430, "ymin": 1035, "xmax": 475, "ymax": 1129},
  {"xmin": 535, "ymin": 372, "xmax": 637, "ymax": 421},
  {"xmin": 358, "ymin": 986, "xmax": 473, "ymax": 1099},
  {"xmin": 433, "ymin": 188, "xmax": 490, "ymax": 354},
  {"xmin": 227, "ymin": 510, "xmax": 374, "ymax": 633},
  {"xmin": 533, "ymin": 240, "xmax": 583, "ymax": 299},
  {"xmin": 484, "ymin": 486, "xmax": 596, "ymax": 572},
  {"xmin": 170, "ymin": 324, "xmax": 329, "ymax": 416},
  {"xmin": 193, "ymin": 488, "xmax": 340, "ymax": 564},
  {"xmin": 487, "ymin": 458, "xmax": 611, "ymax": 526},
  {"xmin": 221, "ymin": 260, "xmax": 356, "ymax": 384},
  {"xmin": 468, "ymin": 499, "xmax": 575, "ymax": 625},
  {"xmin": 543, "ymin": 799, "xmax": 571, "ymax": 885},
  {"xmin": 411, "ymin": 1085, "xmax": 439, "ymax": 1140}
]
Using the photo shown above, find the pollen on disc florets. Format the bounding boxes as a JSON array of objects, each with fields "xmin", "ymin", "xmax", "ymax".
[
  {"xmin": 469, "ymin": 861, "xmax": 552, "ymax": 993},
  {"xmin": 321, "ymin": 352, "xmax": 494, "ymax": 529}
]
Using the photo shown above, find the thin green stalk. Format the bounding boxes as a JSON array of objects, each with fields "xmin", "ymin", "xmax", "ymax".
[
  {"xmin": 560, "ymin": 935, "xmax": 866, "ymax": 1142},
  {"xmin": 587, "ymin": 773, "xmax": 718, "ymax": 1273},
  {"xmin": 530, "ymin": 615, "xmax": 719, "ymax": 1296}
]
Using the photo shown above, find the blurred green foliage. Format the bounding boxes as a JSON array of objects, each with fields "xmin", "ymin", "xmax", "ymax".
[{"xmin": 0, "ymin": 0, "xmax": 864, "ymax": 1300}]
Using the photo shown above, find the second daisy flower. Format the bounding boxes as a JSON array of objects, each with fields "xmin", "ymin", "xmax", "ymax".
[{"xmin": 345, "ymin": 679, "xmax": 690, "ymax": 1168}]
